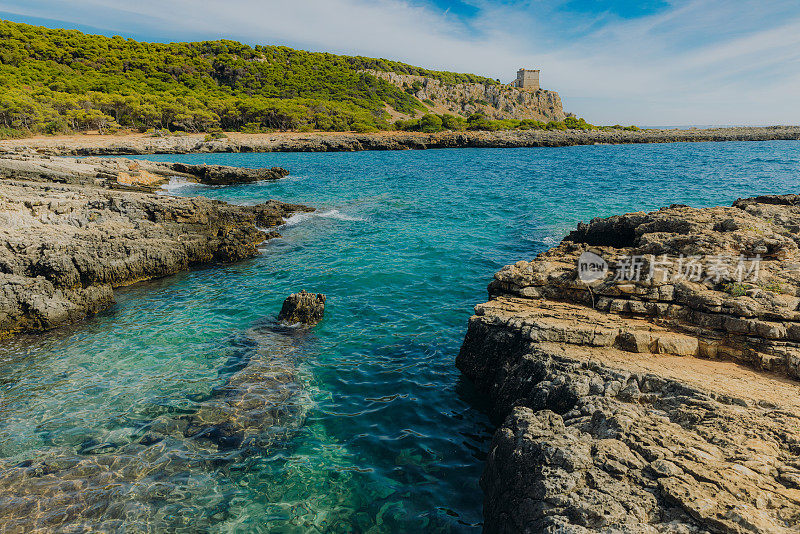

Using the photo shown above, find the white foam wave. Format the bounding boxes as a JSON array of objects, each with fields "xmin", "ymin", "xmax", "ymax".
[
  {"xmin": 159, "ymin": 177, "xmax": 205, "ymax": 195},
  {"xmin": 282, "ymin": 212, "xmax": 315, "ymax": 226},
  {"xmin": 281, "ymin": 209, "xmax": 365, "ymax": 227},
  {"xmin": 316, "ymin": 209, "xmax": 365, "ymax": 222}
]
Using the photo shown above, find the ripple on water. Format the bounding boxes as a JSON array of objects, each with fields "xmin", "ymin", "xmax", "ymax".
[{"xmin": 3, "ymin": 142, "xmax": 800, "ymax": 531}]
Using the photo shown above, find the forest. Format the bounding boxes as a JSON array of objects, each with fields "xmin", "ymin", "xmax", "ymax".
[
  {"xmin": 0, "ymin": 20, "xmax": 626, "ymax": 137},
  {"xmin": 0, "ymin": 20, "xmax": 502, "ymax": 136}
]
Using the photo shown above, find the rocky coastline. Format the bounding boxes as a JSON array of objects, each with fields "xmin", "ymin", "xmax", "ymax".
[
  {"xmin": 0, "ymin": 126, "xmax": 798, "ymax": 156},
  {"xmin": 0, "ymin": 153, "xmax": 321, "ymax": 530},
  {"xmin": 0, "ymin": 154, "xmax": 312, "ymax": 338},
  {"xmin": 457, "ymin": 197, "xmax": 800, "ymax": 533},
  {"xmin": 0, "ymin": 152, "xmax": 288, "ymax": 187}
]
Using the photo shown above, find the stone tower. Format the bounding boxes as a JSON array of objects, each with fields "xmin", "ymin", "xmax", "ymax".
[{"xmin": 515, "ymin": 69, "xmax": 540, "ymax": 90}]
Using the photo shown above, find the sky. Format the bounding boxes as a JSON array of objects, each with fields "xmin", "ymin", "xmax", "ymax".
[{"xmin": 1, "ymin": 0, "xmax": 798, "ymax": 126}]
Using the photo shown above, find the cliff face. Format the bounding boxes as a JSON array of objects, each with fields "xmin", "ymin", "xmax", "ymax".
[
  {"xmin": 367, "ymin": 70, "xmax": 566, "ymax": 122},
  {"xmin": 457, "ymin": 197, "xmax": 800, "ymax": 533}
]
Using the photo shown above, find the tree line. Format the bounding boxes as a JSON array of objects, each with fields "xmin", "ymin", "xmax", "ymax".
[
  {"xmin": 0, "ymin": 21, "xmax": 505, "ymax": 137},
  {"xmin": 0, "ymin": 21, "xmax": 634, "ymax": 138}
]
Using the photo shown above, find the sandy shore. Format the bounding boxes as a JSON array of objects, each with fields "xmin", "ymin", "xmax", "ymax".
[{"xmin": 1, "ymin": 126, "xmax": 798, "ymax": 155}]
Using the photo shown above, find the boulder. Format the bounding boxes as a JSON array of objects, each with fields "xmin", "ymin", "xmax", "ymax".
[{"xmin": 277, "ymin": 290, "xmax": 326, "ymax": 325}]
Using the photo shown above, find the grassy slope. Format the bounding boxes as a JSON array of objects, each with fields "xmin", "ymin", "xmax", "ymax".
[{"xmin": 0, "ymin": 20, "xmax": 500, "ymax": 136}]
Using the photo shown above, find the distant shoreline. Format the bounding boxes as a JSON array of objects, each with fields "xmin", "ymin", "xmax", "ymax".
[{"xmin": 1, "ymin": 126, "xmax": 798, "ymax": 156}]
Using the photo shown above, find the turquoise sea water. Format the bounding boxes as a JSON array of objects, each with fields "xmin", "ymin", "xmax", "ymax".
[{"xmin": 1, "ymin": 142, "xmax": 799, "ymax": 532}]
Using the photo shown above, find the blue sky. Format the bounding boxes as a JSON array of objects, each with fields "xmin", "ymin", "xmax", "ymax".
[{"xmin": 1, "ymin": 0, "xmax": 798, "ymax": 125}]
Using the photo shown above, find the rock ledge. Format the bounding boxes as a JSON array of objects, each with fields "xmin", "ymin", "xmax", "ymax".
[
  {"xmin": 458, "ymin": 196, "xmax": 800, "ymax": 533},
  {"xmin": 0, "ymin": 155, "xmax": 312, "ymax": 337}
]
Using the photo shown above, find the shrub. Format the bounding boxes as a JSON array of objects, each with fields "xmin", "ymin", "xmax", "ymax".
[
  {"xmin": 390, "ymin": 114, "xmax": 630, "ymax": 134},
  {"xmin": 723, "ymin": 283, "xmax": 748, "ymax": 297},
  {"xmin": 204, "ymin": 132, "xmax": 227, "ymax": 142},
  {"xmin": 0, "ymin": 127, "xmax": 27, "ymax": 139},
  {"xmin": 351, "ymin": 122, "xmax": 378, "ymax": 133},
  {"xmin": 760, "ymin": 281, "xmax": 783, "ymax": 294},
  {"xmin": 439, "ymin": 114, "xmax": 466, "ymax": 131},
  {"xmin": 418, "ymin": 114, "xmax": 443, "ymax": 133},
  {"xmin": 204, "ymin": 128, "xmax": 228, "ymax": 141}
]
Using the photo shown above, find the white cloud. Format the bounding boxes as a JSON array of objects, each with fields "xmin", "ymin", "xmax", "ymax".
[{"xmin": 0, "ymin": 0, "xmax": 798, "ymax": 125}]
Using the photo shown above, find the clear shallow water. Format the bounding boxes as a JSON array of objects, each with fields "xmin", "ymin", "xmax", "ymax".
[{"xmin": 2, "ymin": 142, "xmax": 799, "ymax": 531}]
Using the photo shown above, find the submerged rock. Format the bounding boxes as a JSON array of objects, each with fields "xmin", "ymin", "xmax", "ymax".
[
  {"xmin": 458, "ymin": 195, "xmax": 800, "ymax": 533},
  {"xmin": 0, "ymin": 321, "xmax": 311, "ymax": 532},
  {"xmin": 150, "ymin": 323, "xmax": 309, "ymax": 450},
  {"xmin": 278, "ymin": 290, "xmax": 326, "ymax": 325}
]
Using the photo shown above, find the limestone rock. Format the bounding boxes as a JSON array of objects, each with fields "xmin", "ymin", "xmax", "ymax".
[
  {"xmin": 365, "ymin": 70, "xmax": 566, "ymax": 122},
  {"xmin": 277, "ymin": 290, "xmax": 326, "ymax": 325},
  {"xmin": 170, "ymin": 162, "xmax": 288, "ymax": 185},
  {"xmin": 0, "ymin": 157, "xmax": 313, "ymax": 338},
  {"xmin": 458, "ymin": 195, "xmax": 800, "ymax": 533}
]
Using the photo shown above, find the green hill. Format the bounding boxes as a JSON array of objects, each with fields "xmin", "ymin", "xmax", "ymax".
[{"xmin": 0, "ymin": 20, "xmax": 500, "ymax": 136}]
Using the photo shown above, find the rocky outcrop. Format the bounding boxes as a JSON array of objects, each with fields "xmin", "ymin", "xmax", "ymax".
[
  {"xmin": 277, "ymin": 290, "xmax": 326, "ymax": 325},
  {"xmin": 366, "ymin": 70, "xmax": 566, "ymax": 122},
  {"xmin": 0, "ymin": 162, "xmax": 312, "ymax": 338},
  {"xmin": 170, "ymin": 162, "xmax": 288, "ymax": 186},
  {"xmin": 457, "ymin": 196, "xmax": 800, "ymax": 533},
  {"xmin": 0, "ymin": 153, "xmax": 288, "ymax": 187},
  {"xmin": 2, "ymin": 127, "xmax": 800, "ymax": 156}
]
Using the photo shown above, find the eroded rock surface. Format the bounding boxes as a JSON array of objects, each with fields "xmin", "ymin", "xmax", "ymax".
[
  {"xmin": 458, "ymin": 196, "xmax": 800, "ymax": 533},
  {"xmin": 0, "ymin": 164, "xmax": 312, "ymax": 338},
  {"xmin": 277, "ymin": 290, "xmax": 326, "ymax": 326}
]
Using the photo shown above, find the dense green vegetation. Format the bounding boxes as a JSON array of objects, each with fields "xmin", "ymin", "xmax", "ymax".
[
  {"xmin": 0, "ymin": 20, "xmax": 506, "ymax": 137},
  {"xmin": 0, "ymin": 20, "xmax": 636, "ymax": 138},
  {"xmin": 394, "ymin": 113, "xmax": 639, "ymax": 133}
]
